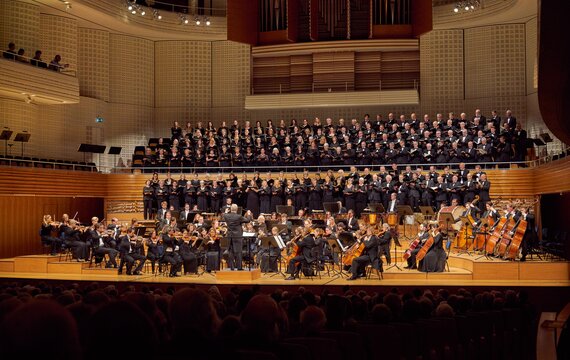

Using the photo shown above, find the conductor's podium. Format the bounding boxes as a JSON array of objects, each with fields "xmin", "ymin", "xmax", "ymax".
[{"xmin": 215, "ymin": 268, "xmax": 261, "ymax": 282}]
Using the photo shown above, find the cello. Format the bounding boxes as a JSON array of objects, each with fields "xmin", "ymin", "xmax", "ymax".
[
  {"xmin": 504, "ymin": 219, "xmax": 527, "ymax": 260},
  {"xmin": 415, "ymin": 229, "xmax": 435, "ymax": 262},
  {"xmin": 342, "ymin": 229, "xmax": 367, "ymax": 267},
  {"xmin": 402, "ymin": 237, "xmax": 420, "ymax": 261},
  {"xmin": 485, "ymin": 217, "xmax": 507, "ymax": 255}
]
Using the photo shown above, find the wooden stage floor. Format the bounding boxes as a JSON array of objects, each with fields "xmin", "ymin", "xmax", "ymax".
[{"xmin": 0, "ymin": 251, "xmax": 568, "ymax": 288}]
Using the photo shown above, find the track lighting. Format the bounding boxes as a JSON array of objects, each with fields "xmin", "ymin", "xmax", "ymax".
[{"xmin": 452, "ymin": 0, "xmax": 480, "ymax": 13}]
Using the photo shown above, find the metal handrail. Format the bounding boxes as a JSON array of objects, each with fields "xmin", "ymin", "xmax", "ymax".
[
  {"xmin": 1, "ymin": 50, "xmax": 76, "ymax": 76},
  {"xmin": 0, "ymin": 150, "xmax": 568, "ymax": 174}
]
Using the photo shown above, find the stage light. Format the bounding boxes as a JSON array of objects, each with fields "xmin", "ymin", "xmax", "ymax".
[
  {"xmin": 131, "ymin": 9, "xmax": 136, "ymax": 14},
  {"xmin": 454, "ymin": 7, "xmax": 459, "ymax": 12},
  {"xmin": 195, "ymin": 16, "xmax": 201, "ymax": 25},
  {"xmin": 205, "ymin": 17, "xmax": 211, "ymax": 26},
  {"xmin": 140, "ymin": 10, "xmax": 146, "ymax": 16},
  {"xmin": 152, "ymin": 9, "xmax": 162, "ymax": 20},
  {"xmin": 128, "ymin": 4, "xmax": 133, "ymax": 10},
  {"xmin": 465, "ymin": 5, "xmax": 469, "ymax": 10}
]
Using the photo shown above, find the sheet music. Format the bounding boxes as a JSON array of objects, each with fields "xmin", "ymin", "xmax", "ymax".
[
  {"xmin": 275, "ymin": 235, "xmax": 286, "ymax": 250},
  {"xmin": 242, "ymin": 232, "xmax": 256, "ymax": 237}
]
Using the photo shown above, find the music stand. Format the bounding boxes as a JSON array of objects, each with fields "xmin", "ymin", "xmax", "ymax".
[
  {"xmin": 134, "ymin": 226, "xmax": 146, "ymax": 237},
  {"xmin": 261, "ymin": 236, "xmax": 286, "ymax": 277},
  {"xmin": 323, "ymin": 202, "xmax": 340, "ymax": 214},
  {"xmin": 438, "ymin": 212, "xmax": 455, "ymax": 251},
  {"xmin": 275, "ymin": 224, "xmax": 290, "ymax": 237},
  {"xmin": 0, "ymin": 128, "xmax": 13, "ymax": 157},
  {"xmin": 242, "ymin": 231, "xmax": 256, "ymax": 271},
  {"xmin": 14, "ymin": 132, "xmax": 30, "ymax": 158},
  {"xmin": 397, "ymin": 205, "xmax": 414, "ymax": 241},
  {"xmin": 327, "ymin": 237, "xmax": 348, "ymax": 278},
  {"xmin": 78, "ymin": 143, "xmax": 106, "ymax": 165},
  {"xmin": 419, "ymin": 206, "xmax": 436, "ymax": 222},
  {"xmin": 276, "ymin": 205, "xmax": 294, "ymax": 216},
  {"xmin": 108, "ymin": 146, "xmax": 122, "ymax": 170}
]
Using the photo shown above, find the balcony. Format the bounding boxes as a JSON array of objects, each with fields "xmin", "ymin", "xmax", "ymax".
[{"xmin": 0, "ymin": 56, "xmax": 79, "ymax": 105}]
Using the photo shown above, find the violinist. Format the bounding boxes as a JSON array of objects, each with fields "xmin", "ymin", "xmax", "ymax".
[
  {"xmin": 179, "ymin": 230, "xmax": 198, "ymax": 275},
  {"xmin": 91, "ymin": 223, "xmax": 119, "ymax": 268},
  {"xmin": 285, "ymin": 227, "xmax": 316, "ymax": 280},
  {"xmin": 118, "ymin": 228, "xmax": 146, "ymax": 275},
  {"xmin": 347, "ymin": 226, "xmax": 380, "ymax": 280},
  {"xmin": 40, "ymin": 215, "xmax": 63, "ymax": 255},
  {"xmin": 161, "ymin": 226, "xmax": 182, "ymax": 277},
  {"xmin": 205, "ymin": 228, "xmax": 221, "ymax": 272},
  {"xmin": 404, "ymin": 223, "xmax": 430, "ymax": 270},
  {"xmin": 62, "ymin": 219, "xmax": 89, "ymax": 261},
  {"xmin": 419, "ymin": 223, "xmax": 445, "ymax": 273},
  {"xmin": 145, "ymin": 229, "xmax": 162, "ymax": 273}
]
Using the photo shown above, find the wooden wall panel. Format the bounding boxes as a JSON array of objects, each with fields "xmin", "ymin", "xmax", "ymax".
[
  {"xmin": 0, "ymin": 168, "xmax": 107, "ymax": 197},
  {"xmin": 534, "ymin": 158, "xmax": 570, "ymax": 194},
  {"xmin": 411, "ymin": 0, "xmax": 433, "ymax": 37},
  {"xmin": 0, "ymin": 196, "xmax": 103, "ymax": 258},
  {"xmin": 313, "ymin": 51, "xmax": 355, "ymax": 91}
]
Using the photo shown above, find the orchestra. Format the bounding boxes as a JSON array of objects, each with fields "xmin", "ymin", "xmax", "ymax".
[{"xmin": 39, "ymin": 165, "xmax": 538, "ymax": 278}]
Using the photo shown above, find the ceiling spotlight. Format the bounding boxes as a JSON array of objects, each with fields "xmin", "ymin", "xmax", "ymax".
[
  {"xmin": 128, "ymin": 4, "xmax": 133, "ymax": 10},
  {"xmin": 152, "ymin": 9, "xmax": 162, "ymax": 20},
  {"xmin": 195, "ymin": 16, "xmax": 201, "ymax": 25},
  {"xmin": 184, "ymin": 19, "xmax": 189, "ymax": 24},
  {"xmin": 140, "ymin": 10, "xmax": 146, "ymax": 16},
  {"xmin": 131, "ymin": 9, "xmax": 136, "ymax": 14},
  {"xmin": 205, "ymin": 17, "xmax": 211, "ymax": 26},
  {"xmin": 453, "ymin": 7, "xmax": 459, "ymax": 12}
]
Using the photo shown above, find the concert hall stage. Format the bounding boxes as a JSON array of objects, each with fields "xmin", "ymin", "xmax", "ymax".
[{"xmin": 0, "ymin": 251, "xmax": 568, "ymax": 289}]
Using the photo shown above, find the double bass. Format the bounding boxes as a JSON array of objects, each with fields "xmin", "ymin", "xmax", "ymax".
[
  {"xmin": 504, "ymin": 219, "xmax": 527, "ymax": 260},
  {"xmin": 495, "ymin": 217, "xmax": 517, "ymax": 257},
  {"xmin": 485, "ymin": 217, "xmax": 507, "ymax": 255}
]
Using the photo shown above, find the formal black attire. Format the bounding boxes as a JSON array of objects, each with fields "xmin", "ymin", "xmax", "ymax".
[
  {"xmin": 288, "ymin": 234, "xmax": 316, "ymax": 277},
  {"xmin": 419, "ymin": 232, "xmax": 445, "ymax": 272},
  {"xmin": 143, "ymin": 185, "xmax": 155, "ymax": 219},
  {"xmin": 246, "ymin": 186, "xmax": 260, "ymax": 217},
  {"xmin": 40, "ymin": 224, "xmax": 63, "ymax": 255},
  {"xmin": 118, "ymin": 235, "xmax": 146, "ymax": 275},
  {"xmin": 378, "ymin": 230, "xmax": 393, "ymax": 264},
  {"xmin": 179, "ymin": 240, "xmax": 198, "ymax": 274},
  {"xmin": 161, "ymin": 234, "xmax": 182, "ymax": 276},
  {"xmin": 406, "ymin": 231, "xmax": 430, "ymax": 269},
  {"xmin": 349, "ymin": 235, "xmax": 380, "ymax": 278},
  {"xmin": 222, "ymin": 212, "xmax": 250, "ymax": 270}
]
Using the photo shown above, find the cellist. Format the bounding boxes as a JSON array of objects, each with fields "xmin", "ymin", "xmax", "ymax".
[
  {"xmin": 285, "ymin": 227, "xmax": 316, "ymax": 280},
  {"xmin": 404, "ymin": 223, "xmax": 430, "ymax": 270},
  {"xmin": 347, "ymin": 226, "xmax": 380, "ymax": 280}
]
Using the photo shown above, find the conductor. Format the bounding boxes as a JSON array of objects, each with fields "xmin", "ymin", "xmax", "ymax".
[{"xmin": 222, "ymin": 204, "xmax": 250, "ymax": 270}]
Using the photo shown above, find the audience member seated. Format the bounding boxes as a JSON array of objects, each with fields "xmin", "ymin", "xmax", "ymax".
[
  {"xmin": 3, "ymin": 42, "xmax": 16, "ymax": 60},
  {"xmin": 49, "ymin": 54, "xmax": 69, "ymax": 72}
]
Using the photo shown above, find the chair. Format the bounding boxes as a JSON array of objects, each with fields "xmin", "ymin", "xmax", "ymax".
[
  {"xmin": 299, "ymin": 247, "xmax": 322, "ymax": 280},
  {"xmin": 134, "ymin": 146, "xmax": 145, "ymax": 156},
  {"xmin": 235, "ymin": 350, "xmax": 279, "ymax": 360},
  {"xmin": 321, "ymin": 331, "xmax": 367, "ymax": 360},
  {"xmin": 366, "ymin": 258, "xmax": 383, "ymax": 280},
  {"xmin": 281, "ymin": 337, "xmax": 342, "ymax": 360}
]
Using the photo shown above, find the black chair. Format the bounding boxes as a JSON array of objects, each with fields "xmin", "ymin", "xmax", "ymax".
[
  {"xmin": 320, "ymin": 331, "xmax": 367, "ymax": 360},
  {"xmin": 282, "ymin": 337, "xmax": 342, "ymax": 360}
]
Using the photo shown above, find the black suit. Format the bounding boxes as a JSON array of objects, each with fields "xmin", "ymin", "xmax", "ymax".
[
  {"xmin": 350, "ymin": 235, "xmax": 380, "ymax": 278},
  {"xmin": 378, "ymin": 231, "xmax": 393, "ymax": 264},
  {"xmin": 346, "ymin": 217, "xmax": 359, "ymax": 232},
  {"xmin": 118, "ymin": 235, "xmax": 146, "ymax": 275},
  {"xmin": 222, "ymin": 212, "xmax": 250, "ymax": 270},
  {"xmin": 288, "ymin": 234, "xmax": 316, "ymax": 277}
]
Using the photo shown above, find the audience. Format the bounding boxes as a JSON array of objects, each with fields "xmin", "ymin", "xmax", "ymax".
[
  {"xmin": 0, "ymin": 280, "xmax": 539, "ymax": 360},
  {"xmin": 3, "ymin": 42, "xmax": 68, "ymax": 72}
]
